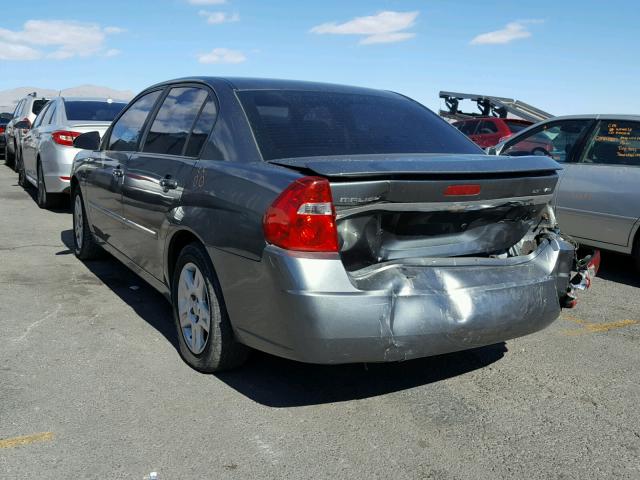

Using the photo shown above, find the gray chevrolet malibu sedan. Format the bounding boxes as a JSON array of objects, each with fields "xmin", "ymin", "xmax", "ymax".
[{"xmin": 70, "ymin": 78, "xmax": 596, "ymax": 372}]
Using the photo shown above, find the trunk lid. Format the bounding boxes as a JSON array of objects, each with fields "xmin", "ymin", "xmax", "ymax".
[{"xmin": 269, "ymin": 153, "xmax": 562, "ymax": 270}]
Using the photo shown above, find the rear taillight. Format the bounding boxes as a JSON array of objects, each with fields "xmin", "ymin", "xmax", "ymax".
[
  {"xmin": 263, "ymin": 176, "xmax": 339, "ymax": 252},
  {"xmin": 52, "ymin": 130, "xmax": 81, "ymax": 147},
  {"xmin": 0, "ymin": 126, "xmax": 5, "ymax": 134}
]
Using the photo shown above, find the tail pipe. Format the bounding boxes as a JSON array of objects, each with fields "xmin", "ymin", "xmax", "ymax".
[{"xmin": 561, "ymin": 249, "xmax": 600, "ymax": 308}]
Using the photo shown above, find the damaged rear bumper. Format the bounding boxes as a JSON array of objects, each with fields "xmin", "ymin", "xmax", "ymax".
[{"xmin": 222, "ymin": 235, "xmax": 581, "ymax": 364}]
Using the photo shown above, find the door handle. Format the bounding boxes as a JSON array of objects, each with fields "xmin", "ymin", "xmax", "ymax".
[
  {"xmin": 159, "ymin": 176, "xmax": 178, "ymax": 190},
  {"xmin": 112, "ymin": 167, "xmax": 123, "ymax": 178}
]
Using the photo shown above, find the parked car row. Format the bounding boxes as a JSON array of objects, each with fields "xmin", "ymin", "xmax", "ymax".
[{"xmin": 2, "ymin": 77, "xmax": 598, "ymax": 372}]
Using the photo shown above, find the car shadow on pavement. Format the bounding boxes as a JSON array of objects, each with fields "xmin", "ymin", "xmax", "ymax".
[
  {"xmin": 595, "ymin": 250, "xmax": 640, "ymax": 288},
  {"xmin": 216, "ymin": 344, "xmax": 507, "ymax": 407},
  {"xmin": 61, "ymin": 229, "xmax": 179, "ymax": 349},
  {"xmin": 61, "ymin": 228, "xmax": 507, "ymax": 407}
]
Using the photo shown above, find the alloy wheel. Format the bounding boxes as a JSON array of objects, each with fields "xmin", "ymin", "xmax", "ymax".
[
  {"xmin": 74, "ymin": 194, "xmax": 83, "ymax": 250},
  {"xmin": 177, "ymin": 262, "xmax": 211, "ymax": 355}
]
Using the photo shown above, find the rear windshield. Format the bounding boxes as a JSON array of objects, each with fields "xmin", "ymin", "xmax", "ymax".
[
  {"xmin": 32, "ymin": 99, "xmax": 48, "ymax": 115},
  {"xmin": 504, "ymin": 120, "xmax": 531, "ymax": 133},
  {"xmin": 64, "ymin": 101, "xmax": 127, "ymax": 122},
  {"xmin": 238, "ymin": 90, "xmax": 481, "ymax": 160}
]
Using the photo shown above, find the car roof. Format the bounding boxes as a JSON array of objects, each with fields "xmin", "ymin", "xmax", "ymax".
[
  {"xmin": 58, "ymin": 96, "xmax": 129, "ymax": 103},
  {"xmin": 538, "ymin": 114, "xmax": 640, "ymax": 122},
  {"xmin": 145, "ymin": 76, "xmax": 402, "ymax": 99}
]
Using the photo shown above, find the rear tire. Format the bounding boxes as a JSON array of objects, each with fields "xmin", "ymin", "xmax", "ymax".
[
  {"xmin": 36, "ymin": 161, "xmax": 62, "ymax": 209},
  {"xmin": 72, "ymin": 187, "xmax": 102, "ymax": 260},
  {"xmin": 171, "ymin": 243, "xmax": 248, "ymax": 373},
  {"xmin": 633, "ymin": 234, "xmax": 640, "ymax": 273},
  {"xmin": 4, "ymin": 142, "xmax": 15, "ymax": 168}
]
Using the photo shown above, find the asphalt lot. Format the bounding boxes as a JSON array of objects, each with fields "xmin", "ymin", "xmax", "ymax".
[{"xmin": 0, "ymin": 163, "xmax": 639, "ymax": 480}]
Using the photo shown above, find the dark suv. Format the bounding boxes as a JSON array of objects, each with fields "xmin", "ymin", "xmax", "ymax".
[
  {"xmin": 453, "ymin": 117, "xmax": 532, "ymax": 148},
  {"xmin": 70, "ymin": 77, "xmax": 596, "ymax": 372}
]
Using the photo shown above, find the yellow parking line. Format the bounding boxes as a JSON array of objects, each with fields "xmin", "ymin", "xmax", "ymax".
[
  {"xmin": 0, "ymin": 432, "xmax": 53, "ymax": 449},
  {"xmin": 562, "ymin": 314, "xmax": 639, "ymax": 335}
]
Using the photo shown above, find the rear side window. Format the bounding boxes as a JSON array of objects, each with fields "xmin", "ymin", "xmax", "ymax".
[
  {"xmin": 477, "ymin": 120, "xmax": 499, "ymax": 134},
  {"xmin": 238, "ymin": 90, "xmax": 481, "ymax": 160},
  {"xmin": 64, "ymin": 101, "xmax": 126, "ymax": 122},
  {"xmin": 143, "ymin": 87, "xmax": 208, "ymax": 156},
  {"xmin": 108, "ymin": 90, "xmax": 162, "ymax": 152},
  {"xmin": 184, "ymin": 98, "xmax": 218, "ymax": 157},
  {"xmin": 32, "ymin": 99, "xmax": 48, "ymax": 115},
  {"xmin": 581, "ymin": 121, "xmax": 640, "ymax": 167},
  {"xmin": 32, "ymin": 102, "xmax": 50, "ymax": 128},
  {"xmin": 13, "ymin": 100, "xmax": 24, "ymax": 117},
  {"xmin": 504, "ymin": 120, "xmax": 530, "ymax": 134}
]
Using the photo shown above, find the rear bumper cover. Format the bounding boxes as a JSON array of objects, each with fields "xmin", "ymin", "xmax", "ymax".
[{"xmin": 217, "ymin": 235, "xmax": 576, "ymax": 364}]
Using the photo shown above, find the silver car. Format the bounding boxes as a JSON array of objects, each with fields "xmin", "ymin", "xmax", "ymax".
[
  {"xmin": 490, "ymin": 115, "xmax": 640, "ymax": 269},
  {"xmin": 3, "ymin": 92, "xmax": 49, "ymax": 170},
  {"xmin": 18, "ymin": 97, "xmax": 126, "ymax": 208}
]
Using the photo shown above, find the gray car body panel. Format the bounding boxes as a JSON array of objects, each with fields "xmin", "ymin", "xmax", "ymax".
[
  {"xmin": 72, "ymin": 77, "xmax": 580, "ymax": 364},
  {"xmin": 492, "ymin": 114, "xmax": 640, "ymax": 254}
]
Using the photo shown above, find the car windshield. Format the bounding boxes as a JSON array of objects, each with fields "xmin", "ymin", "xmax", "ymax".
[
  {"xmin": 64, "ymin": 101, "xmax": 127, "ymax": 122},
  {"xmin": 238, "ymin": 90, "xmax": 481, "ymax": 160}
]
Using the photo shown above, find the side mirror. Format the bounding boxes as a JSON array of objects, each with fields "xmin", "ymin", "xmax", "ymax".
[
  {"xmin": 14, "ymin": 120, "xmax": 31, "ymax": 130},
  {"xmin": 73, "ymin": 131, "xmax": 101, "ymax": 150}
]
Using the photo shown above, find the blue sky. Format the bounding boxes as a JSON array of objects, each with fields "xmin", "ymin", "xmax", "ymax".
[{"xmin": 1, "ymin": 0, "xmax": 639, "ymax": 115}]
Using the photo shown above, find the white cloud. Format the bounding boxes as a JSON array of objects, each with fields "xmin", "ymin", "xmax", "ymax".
[
  {"xmin": 470, "ymin": 21, "xmax": 541, "ymax": 45},
  {"xmin": 198, "ymin": 48, "xmax": 246, "ymax": 64},
  {"xmin": 0, "ymin": 41, "xmax": 42, "ymax": 60},
  {"xmin": 310, "ymin": 10, "xmax": 418, "ymax": 45},
  {"xmin": 188, "ymin": 0, "xmax": 226, "ymax": 4},
  {"xmin": 198, "ymin": 10, "xmax": 240, "ymax": 24},
  {"xmin": 105, "ymin": 48, "xmax": 121, "ymax": 57},
  {"xmin": 0, "ymin": 20, "xmax": 123, "ymax": 60}
]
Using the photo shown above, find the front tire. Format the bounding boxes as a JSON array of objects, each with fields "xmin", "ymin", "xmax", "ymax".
[
  {"xmin": 72, "ymin": 187, "xmax": 102, "ymax": 260},
  {"xmin": 171, "ymin": 243, "xmax": 248, "ymax": 372}
]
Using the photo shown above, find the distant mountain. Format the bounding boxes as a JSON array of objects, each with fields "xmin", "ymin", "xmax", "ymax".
[{"xmin": 0, "ymin": 84, "xmax": 135, "ymax": 114}]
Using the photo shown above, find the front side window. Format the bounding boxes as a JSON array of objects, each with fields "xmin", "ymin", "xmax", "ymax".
[
  {"xmin": 238, "ymin": 90, "xmax": 481, "ymax": 161},
  {"xmin": 143, "ymin": 87, "xmax": 209, "ymax": 156},
  {"xmin": 580, "ymin": 121, "xmax": 640, "ymax": 167},
  {"xmin": 108, "ymin": 90, "xmax": 162, "ymax": 152},
  {"xmin": 64, "ymin": 101, "xmax": 127, "ymax": 122},
  {"xmin": 502, "ymin": 120, "xmax": 591, "ymax": 162}
]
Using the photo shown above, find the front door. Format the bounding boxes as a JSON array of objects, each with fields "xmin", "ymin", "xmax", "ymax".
[
  {"xmin": 555, "ymin": 119, "xmax": 640, "ymax": 248},
  {"xmin": 85, "ymin": 89, "xmax": 163, "ymax": 253}
]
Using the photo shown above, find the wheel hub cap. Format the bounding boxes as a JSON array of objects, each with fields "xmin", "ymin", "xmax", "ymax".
[{"xmin": 177, "ymin": 263, "xmax": 211, "ymax": 355}]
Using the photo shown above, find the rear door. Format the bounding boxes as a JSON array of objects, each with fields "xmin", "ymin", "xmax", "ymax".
[
  {"xmin": 555, "ymin": 119, "xmax": 640, "ymax": 249},
  {"xmin": 85, "ymin": 89, "xmax": 163, "ymax": 252},
  {"xmin": 121, "ymin": 85, "xmax": 216, "ymax": 279}
]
